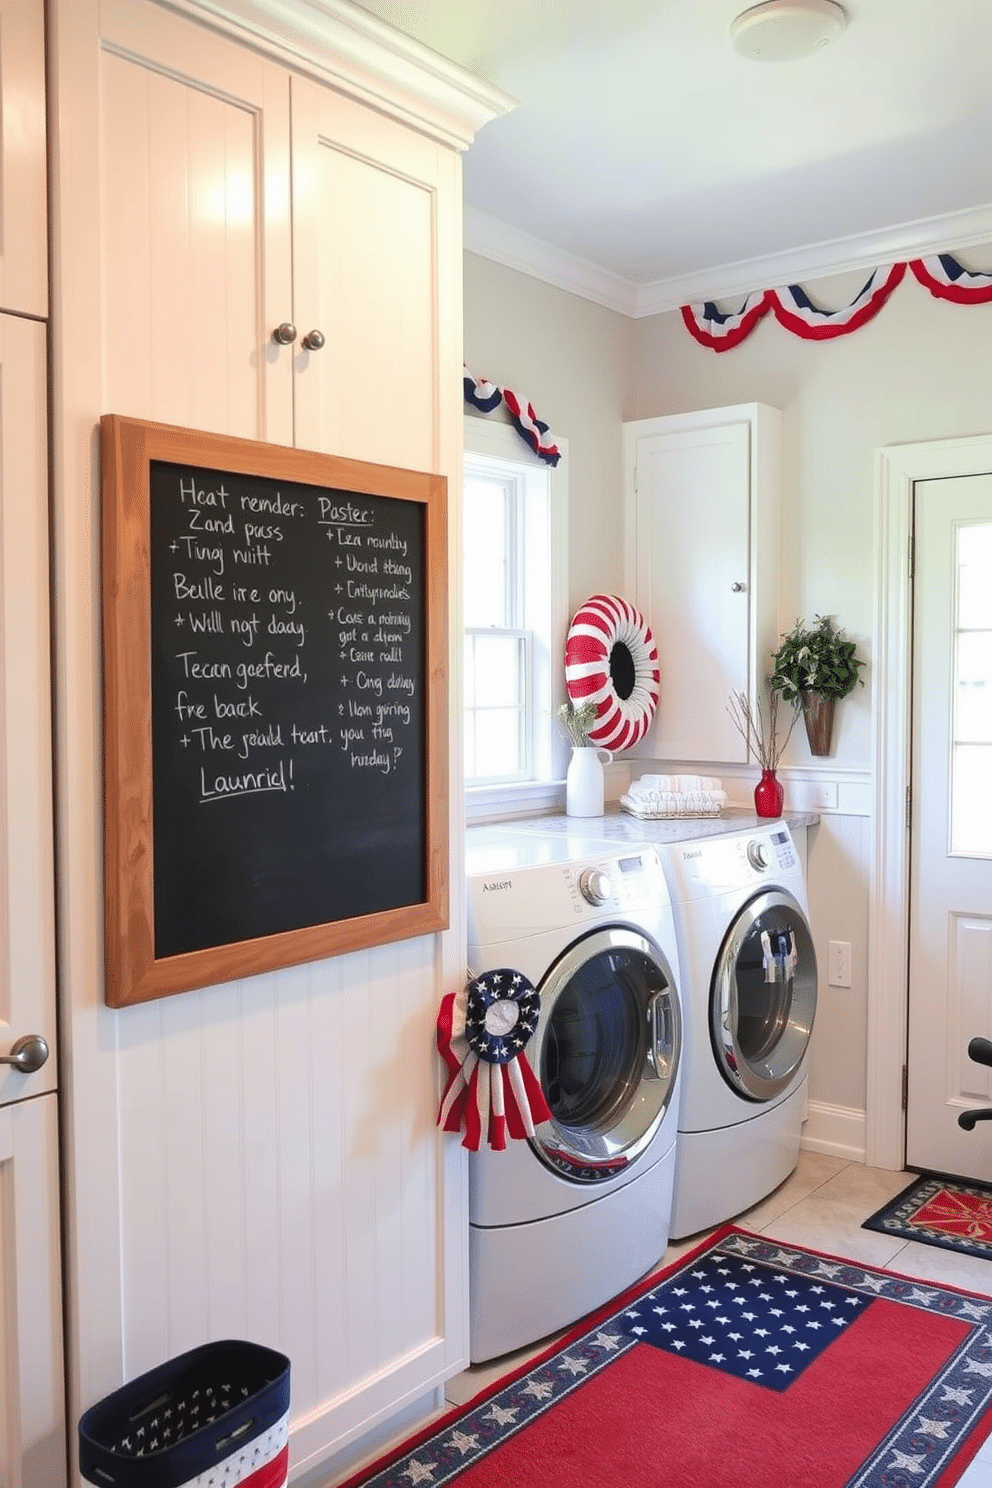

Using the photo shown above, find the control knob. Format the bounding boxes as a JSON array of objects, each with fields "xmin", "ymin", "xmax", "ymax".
[
  {"xmin": 746, "ymin": 840, "xmax": 769, "ymax": 871},
  {"xmin": 578, "ymin": 867, "xmax": 612, "ymax": 905}
]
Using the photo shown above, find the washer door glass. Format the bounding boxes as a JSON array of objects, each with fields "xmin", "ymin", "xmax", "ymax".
[
  {"xmin": 711, "ymin": 889, "xmax": 817, "ymax": 1102},
  {"xmin": 531, "ymin": 926, "xmax": 681, "ymax": 1184}
]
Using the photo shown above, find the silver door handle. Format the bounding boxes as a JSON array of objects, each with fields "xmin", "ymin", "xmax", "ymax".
[
  {"xmin": 0, "ymin": 1034, "xmax": 49, "ymax": 1073},
  {"xmin": 301, "ymin": 328, "xmax": 325, "ymax": 351},
  {"xmin": 272, "ymin": 322, "xmax": 298, "ymax": 345}
]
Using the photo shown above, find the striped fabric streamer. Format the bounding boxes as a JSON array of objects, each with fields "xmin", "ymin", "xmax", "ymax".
[
  {"xmin": 683, "ymin": 253, "xmax": 992, "ymax": 352},
  {"xmin": 910, "ymin": 254, "xmax": 992, "ymax": 303},
  {"xmin": 463, "ymin": 365, "xmax": 562, "ymax": 465},
  {"xmin": 682, "ymin": 266, "xmax": 904, "ymax": 351},
  {"xmin": 680, "ymin": 288, "xmax": 773, "ymax": 351},
  {"xmin": 769, "ymin": 262, "xmax": 906, "ymax": 339}
]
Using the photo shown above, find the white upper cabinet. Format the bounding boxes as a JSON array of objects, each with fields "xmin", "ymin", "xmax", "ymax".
[
  {"xmin": 96, "ymin": 0, "xmax": 460, "ymax": 471},
  {"xmin": 624, "ymin": 404, "xmax": 781, "ymax": 764},
  {"xmin": 0, "ymin": 0, "xmax": 47, "ymax": 317}
]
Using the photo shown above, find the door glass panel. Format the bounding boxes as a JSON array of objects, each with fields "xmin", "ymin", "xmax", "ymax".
[
  {"xmin": 542, "ymin": 947, "xmax": 656, "ymax": 1133},
  {"xmin": 734, "ymin": 915, "xmax": 797, "ymax": 1064},
  {"xmin": 951, "ymin": 522, "xmax": 992, "ymax": 856}
]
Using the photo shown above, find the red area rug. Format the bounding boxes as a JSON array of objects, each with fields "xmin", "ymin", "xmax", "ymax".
[
  {"xmin": 339, "ymin": 1227, "xmax": 992, "ymax": 1488},
  {"xmin": 863, "ymin": 1174, "xmax": 992, "ymax": 1261}
]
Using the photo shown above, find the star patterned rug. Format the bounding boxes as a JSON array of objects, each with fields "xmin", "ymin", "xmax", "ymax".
[
  {"xmin": 863, "ymin": 1174, "xmax": 992, "ymax": 1262},
  {"xmin": 337, "ymin": 1226, "xmax": 992, "ymax": 1488}
]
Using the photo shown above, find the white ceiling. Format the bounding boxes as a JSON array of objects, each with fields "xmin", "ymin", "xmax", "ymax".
[{"xmin": 350, "ymin": 0, "xmax": 992, "ymax": 315}]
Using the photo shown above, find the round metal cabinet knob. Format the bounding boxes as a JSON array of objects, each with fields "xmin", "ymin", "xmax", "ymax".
[
  {"xmin": 731, "ymin": 581, "xmax": 747, "ymax": 593},
  {"xmin": 0, "ymin": 1033, "xmax": 49, "ymax": 1074},
  {"xmin": 272, "ymin": 322, "xmax": 298, "ymax": 345},
  {"xmin": 301, "ymin": 328, "xmax": 326, "ymax": 351},
  {"xmin": 578, "ymin": 867, "xmax": 612, "ymax": 905}
]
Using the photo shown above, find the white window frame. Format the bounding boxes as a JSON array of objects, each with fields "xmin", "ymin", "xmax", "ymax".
[{"xmin": 462, "ymin": 415, "xmax": 568, "ymax": 822}]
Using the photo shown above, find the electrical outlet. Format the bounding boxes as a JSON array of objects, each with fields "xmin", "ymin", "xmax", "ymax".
[
  {"xmin": 810, "ymin": 781, "xmax": 837, "ymax": 811},
  {"xmin": 828, "ymin": 939, "xmax": 852, "ymax": 988}
]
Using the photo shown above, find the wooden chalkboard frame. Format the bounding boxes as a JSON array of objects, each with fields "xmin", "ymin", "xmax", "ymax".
[{"xmin": 101, "ymin": 415, "xmax": 449, "ymax": 1007}]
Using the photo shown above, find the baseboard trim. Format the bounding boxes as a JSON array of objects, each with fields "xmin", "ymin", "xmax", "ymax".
[{"xmin": 802, "ymin": 1100, "xmax": 867, "ymax": 1164}]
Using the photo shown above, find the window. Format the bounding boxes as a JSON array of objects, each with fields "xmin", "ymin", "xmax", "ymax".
[{"xmin": 462, "ymin": 417, "xmax": 568, "ymax": 809}]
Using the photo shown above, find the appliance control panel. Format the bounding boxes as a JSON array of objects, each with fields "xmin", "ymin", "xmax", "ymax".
[
  {"xmin": 742, "ymin": 827, "xmax": 797, "ymax": 874},
  {"xmin": 564, "ymin": 848, "xmax": 667, "ymax": 915}
]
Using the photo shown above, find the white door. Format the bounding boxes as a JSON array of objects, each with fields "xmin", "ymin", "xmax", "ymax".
[
  {"xmin": 906, "ymin": 472, "xmax": 992, "ymax": 1180},
  {"xmin": 0, "ymin": 314, "xmax": 65, "ymax": 1484}
]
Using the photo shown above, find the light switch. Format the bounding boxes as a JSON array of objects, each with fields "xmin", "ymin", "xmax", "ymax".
[{"xmin": 827, "ymin": 940, "xmax": 852, "ymax": 988}]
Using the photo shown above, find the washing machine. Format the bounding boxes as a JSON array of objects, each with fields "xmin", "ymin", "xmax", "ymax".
[
  {"xmin": 657, "ymin": 824, "xmax": 817, "ymax": 1236},
  {"xmin": 465, "ymin": 830, "xmax": 683, "ymax": 1362},
  {"xmin": 482, "ymin": 815, "xmax": 818, "ymax": 1239}
]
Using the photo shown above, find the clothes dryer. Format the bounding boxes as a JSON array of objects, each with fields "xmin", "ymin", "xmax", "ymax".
[
  {"xmin": 482, "ymin": 816, "xmax": 818, "ymax": 1239},
  {"xmin": 465, "ymin": 830, "xmax": 683, "ymax": 1362}
]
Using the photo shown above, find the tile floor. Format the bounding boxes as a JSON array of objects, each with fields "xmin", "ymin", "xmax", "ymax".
[{"xmin": 444, "ymin": 1152, "xmax": 992, "ymax": 1485}]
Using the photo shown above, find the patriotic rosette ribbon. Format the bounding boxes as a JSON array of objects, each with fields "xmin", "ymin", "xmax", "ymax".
[
  {"xmin": 436, "ymin": 969, "xmax": 551, "ymax": 1151},
  {"xmin": 463, "ymin": 365, "xmax": 562, "ymax": 466},
  {"xmin": 681, "ymin": 253, "xmax": 992, "ymax": 352}
]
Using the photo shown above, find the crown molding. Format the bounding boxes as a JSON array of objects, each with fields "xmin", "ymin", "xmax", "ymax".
[
  {"xmin": 463, "ymin": 208, "xmax": 639, "ymax": 317},
  {"xmin": 466, "ymin": 200, "xmax": 992, "ymax": 319},
  {"xmin": 168, "ymin": 0, "xmax": 515, "ymax": 149}
]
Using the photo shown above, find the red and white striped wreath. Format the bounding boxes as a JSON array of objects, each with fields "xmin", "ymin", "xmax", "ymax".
[{"xmin": 564, "ymin": 594, "xmax": 659, "ymax": 752}]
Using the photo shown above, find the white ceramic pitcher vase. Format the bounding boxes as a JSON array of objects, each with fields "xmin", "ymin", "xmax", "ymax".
[{"xmin": 565, "ymin": 745, "xmax": 613, "ymax": 817}]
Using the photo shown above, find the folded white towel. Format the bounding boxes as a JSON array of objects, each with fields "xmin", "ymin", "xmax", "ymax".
[
  {"xmin": 700, "ymin": 776, "xmax": 723, "ymax": 792},
  {"xmin": 674, "ymin": 774, "xmax": 702, "ymax": 792},
  {"xmin": 634, "ymin": 773, "xmax": 673, "ymax": 792}
]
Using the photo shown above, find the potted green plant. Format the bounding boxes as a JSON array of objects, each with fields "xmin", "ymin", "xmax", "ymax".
[{"xmin": 769, "ymin": 615, "xmax": 865, "ymax": 756}]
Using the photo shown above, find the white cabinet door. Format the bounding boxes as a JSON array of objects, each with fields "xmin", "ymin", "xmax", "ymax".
[
  {"xmin": 98, "ymin": 0, "xmax": 295, "ymax": 442},
  {"xmin": 0, "ymin": 1097, "xmax": 66, "ymax": 1488},
  {"xmin": 0, "ymin": 313, "xmax": 64, "ymax": 1486},
  {"xmin": 0, "ymin": 0, "xmax": 47, "ymax": 317},
  {"xmin": 290, "ymin": 77, "xmax": 454, "ymax": 471},
  {"xmin": 624, "ymin": 404, "xmax": 781, "ymax": 764}
]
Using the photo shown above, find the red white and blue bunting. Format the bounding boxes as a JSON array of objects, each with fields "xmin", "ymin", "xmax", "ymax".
[
  {"xmin": 463, "ymin": 365, "xmax": 562, "ymax": 465},
  {"xmin": 436, "ymin": 969, "xmax": 551, "ymax": 1152},
  {"xmin": 682, "ymin": 252, "xmax": 992, "ymax": 352}
]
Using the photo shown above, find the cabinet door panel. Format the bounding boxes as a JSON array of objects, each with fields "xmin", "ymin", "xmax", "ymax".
[
  {"xmin": 0, "ymin": 1096, "xmax": 65, "ymax": 1488},
  {"xmin": 634, "ymin": 424, "xmax": 751, "ymax": 762},
  {"xmin": 292, "ymin": 79, "xmax": 438, "ymax": 470},
  {"xmin": 0, "ymin": 0, "xmax": 47, "ymax": 316},
  {"xmin": 99, "ymin": 1, "xmax": 293, "ymax": 442},
  {"xmin": 0, "ymin": 314, "xmax": 56, "ymax": 1101}
]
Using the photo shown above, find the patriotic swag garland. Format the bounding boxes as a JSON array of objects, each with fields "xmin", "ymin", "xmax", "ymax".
[
  {"xmin": 682, "ymin": 252, "xmax": 992, "ymax": 352},
  {"xmin": 436, "ymin": 969, "xmax": 551, "ymax": 1151},
  {"xmin": 463, "ymin": 366, "xmax": 562, "ymax": 465}
]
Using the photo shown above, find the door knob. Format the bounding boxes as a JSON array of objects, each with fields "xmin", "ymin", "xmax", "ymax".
[
  {"xmin": 301, "ymin": 328, "xmax": 325, "ymax": 351},
  {"xmin": 731, "ymin": 582, "xmax": 747, "ymax": 593},
  {"xmin": 272, "ymin": 322, "xmax": 298, "ymax": 345},
  {"xmin": 0, "ymin": 1034, "xmax": 49, "ymax": 1074}
]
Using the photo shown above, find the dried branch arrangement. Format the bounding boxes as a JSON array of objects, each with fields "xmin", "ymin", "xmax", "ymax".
[{"xmin": 727, "ymin": 687, "xmax": 798, "ymax": 770}]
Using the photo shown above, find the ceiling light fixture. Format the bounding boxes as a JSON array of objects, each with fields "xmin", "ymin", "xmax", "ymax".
[{"xmin": 729, "ymin": 0, "xmax": 847, "ymax": 62}]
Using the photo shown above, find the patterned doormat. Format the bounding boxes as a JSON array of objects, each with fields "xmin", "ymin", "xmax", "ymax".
[
  {"xmin": 863, "ymin": 1173, "xmax": 992, "ymax": 1260},
  {"xmin": 337, "ymin": 1226, "xmax": 992, "ymax": 1488}
]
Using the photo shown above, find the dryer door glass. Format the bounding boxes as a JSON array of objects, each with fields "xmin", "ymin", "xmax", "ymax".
[
  {"xmin": 711, "ymin": 888, "xmax": 818, "ymax": 1101},
  {"xmin": 531, "ymin": 927, "xmax": 681, "ymax": 1184}
]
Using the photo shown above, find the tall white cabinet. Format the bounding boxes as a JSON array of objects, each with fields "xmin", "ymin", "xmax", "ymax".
[
  {"xmin": 623, "ymin": 404, "xmax": 782, "ymax": 764},
  {"xmin": 51, "ymin": 2, "xmax": 508, "ymax": 1480},
  {"xmin": 0, "ymin": 2, "xmax": 66, "ymax": 1482}
]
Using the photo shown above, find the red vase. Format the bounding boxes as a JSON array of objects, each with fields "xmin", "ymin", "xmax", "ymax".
[{"xmin": 754, "ymin": 768, "xmax": 784, "ymax": 819}]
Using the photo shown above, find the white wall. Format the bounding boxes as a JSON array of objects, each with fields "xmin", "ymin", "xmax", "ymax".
[{"xmin": 463, "ymin": 252, "xmax": 634, "ymax": 609}]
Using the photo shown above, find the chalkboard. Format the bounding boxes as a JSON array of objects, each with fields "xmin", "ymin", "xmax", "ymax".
[{"xmin": 101, "ymin": 416, "xmax": 449, "ymax": 1007}]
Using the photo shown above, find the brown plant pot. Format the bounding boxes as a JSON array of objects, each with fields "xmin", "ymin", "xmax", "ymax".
[{"xmin": 801, "ymin": 692, "xmax": 835, "ymax": 756}]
